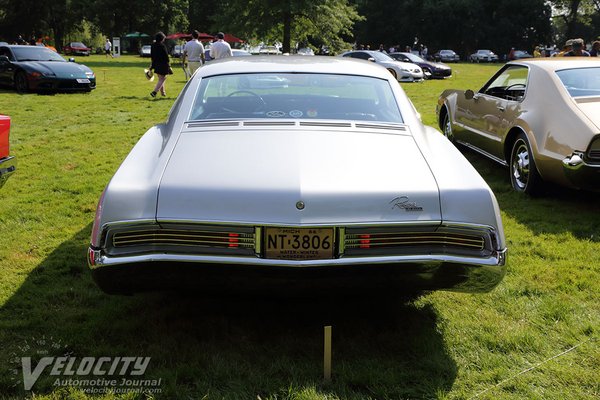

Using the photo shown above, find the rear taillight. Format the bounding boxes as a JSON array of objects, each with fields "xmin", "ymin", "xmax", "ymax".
[
  {"xmin": 228, "ymin": 233, "xmax": 240, "ymax": 248},
  {"xmin": 359, "ymin": 234, "xmax": 371, "ymax": 249}
]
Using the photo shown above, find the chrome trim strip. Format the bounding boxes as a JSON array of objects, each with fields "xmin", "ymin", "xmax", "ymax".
[
  {"xmin": 0, "ymin": 155, "xmax": 16, "ymax": 188},
  {"xmin": 456, "ymin": 140, "xmax": 508, "ymax": 166},
  {"xmin": 254, "ymin": 226, "xmax": 262, "ymax": 255},
  {"xmin": 153, "ymin": 219, "xmax": 444, "ymax": 228},
  {"xmin": 453, "ymin": 121, "xmax": 502, "ymax": 143},
  {"xmin": 88, "ymin": 248, "xmax": 507, "ymax": 270},
  {"xmin": 338, "ymin": 227, "xmax": 346, "ymax": 256}
]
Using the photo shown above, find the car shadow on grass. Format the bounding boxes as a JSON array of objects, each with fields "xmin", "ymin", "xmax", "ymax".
[
  {"xmin": 1, "ymin": 225, "xmax": 457, "ymax": 399},
  {"xmin": 462, "ymin": 148, "xmax": 600, "ymax": 242}
]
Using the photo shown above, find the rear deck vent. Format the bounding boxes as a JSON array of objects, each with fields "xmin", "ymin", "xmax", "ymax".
[
  {"xmin": 187, "ymin": 121, "xmax": 242, "ymax": 128},
  {"xmin": 243, "ymin": 121, "xmax": 296, "ymax": 127},
  {"xmin": 299, "ymin": 121, "xmax": 352, "ymax": 128},
  {"xmin": 355, "ymin": 123, "xmax": 406, "ymax": 131}
]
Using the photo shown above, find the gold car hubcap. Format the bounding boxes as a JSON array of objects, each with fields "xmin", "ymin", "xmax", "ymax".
[{"xmin": 513, "ymin": 142, "xmax": 530, "ymax": 190}]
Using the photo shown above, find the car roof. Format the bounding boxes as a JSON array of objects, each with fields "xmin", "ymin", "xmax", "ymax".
[
  {"xmin": 197, "ymin": 55, "xmax": 394, "ymax": 80},
  {"xmin": 509, "ymin": 58, "xmax": 600, "ymax": 71}
]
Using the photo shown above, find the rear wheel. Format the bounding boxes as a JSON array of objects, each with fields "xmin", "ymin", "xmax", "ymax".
[
  {"xmin": 15, "ymin": 72, "xmax": 28, "ymax": 94},
  {"xmin": 387, "ymin": 68, "xmax": 397, "ymax": 80},
  {"xmin": 442, "ymin": 112, "xmax": 455, "ymax": 143},
  {"xmin": 510, "ymin": 133, "xmax": 542, "ymax": 194}
]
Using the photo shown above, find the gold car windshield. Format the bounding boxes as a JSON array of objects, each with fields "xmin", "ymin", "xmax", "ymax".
[
  {"xmin": 190, "ymin": 73, "xmax": 403, "ymax": 123},
  {"xmin": 556, "ymin": 67, "xmax": 600, "ymax": 97}
]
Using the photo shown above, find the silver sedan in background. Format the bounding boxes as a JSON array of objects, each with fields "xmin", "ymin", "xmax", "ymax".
[
  {"xmin": 89, "ymin": 56, "xmax": 506, "ymax": 295},
  {"xmin": 341, "ymin": 50, "xmax": 424, "ymax": 82}
]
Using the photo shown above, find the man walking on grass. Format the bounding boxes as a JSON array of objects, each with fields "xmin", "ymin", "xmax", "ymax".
[
  {"xmin": 183, "ymin": 30, "xmax": 205, "ymax": 79},
  {"xmin": 209, "ymin": 32, "xmax": 233, "ymax": 60}
]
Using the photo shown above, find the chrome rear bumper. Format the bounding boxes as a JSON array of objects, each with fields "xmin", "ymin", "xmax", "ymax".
[
  {"xmin": 88, "ymin": 247, "xmax": 507, "ymax": 294},
  {"xmin": 0, "ymin": 155, "xmax": 16, "ymax": 188}
]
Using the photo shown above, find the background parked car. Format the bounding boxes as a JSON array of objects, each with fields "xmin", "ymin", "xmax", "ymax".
[
  {"xmin": 389, "ymin": 52, "xmax": 452, "ymax": 79},
  {"xmin": 434, "ymin": 49, "xmax": 460, "ymax": 62},
  {"xmin": 204, "ymin": 48, "xmax": 252, "ymax": 62},
  {"xmin": 139, "ymin": 45, "xmax": 151, "ymax": 57},
  {"xmin": 63, "ymin": 42, "xmax": 91, "ymax": 56},
  {"xmin": 171, "ymin": 44, "xmax": 184, "ymax": 58},
  {"xmin": 470, "ymin": 49, "xmax": 499, "ymax": 63},
  {"xmin": 0, "ymin": 114, "xmax": 16, "ymax": 189},
  {"xmin": 258, "ymin": 45, "xmax": 282, "ymax": 55},
  {"xmin": 0, "ymin": 45, "xmax": 96, "ymax": 93},
  {"xmin": 512, "ymin": 50, "xmax": 533, "ymax": 59},
  {"xmin": 437, "ymin": 59, "xmax": 600, "ymax": 194},
  {"xmin": 296, "ymin": 47, "xmax": 315, "ymax": 56},
  {"xmin": 341, "ymin": 50, "xmax": 424, "ymax": 82}
]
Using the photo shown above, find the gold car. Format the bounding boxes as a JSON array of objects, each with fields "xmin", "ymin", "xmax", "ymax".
[{"xmin": 437, "ymin": 58, "xmax": 600, "ymax": 194}]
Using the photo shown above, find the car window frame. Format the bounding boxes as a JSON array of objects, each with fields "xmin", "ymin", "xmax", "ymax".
[
  {"xmin": 479, "ymin": 64, "xmax": 530, "ymax": 102},
  {"xmin": 188, "ymin": 72, "xmax": 404, "ymax": 123}
]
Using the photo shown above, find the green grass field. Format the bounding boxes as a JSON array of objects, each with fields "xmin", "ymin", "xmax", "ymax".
[{"xmin": 0, "ymin": 56, "xmax": 598, "ymax": 400}]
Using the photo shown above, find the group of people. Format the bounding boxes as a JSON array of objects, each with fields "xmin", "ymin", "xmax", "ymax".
[
  {"xmin": 551, "ymin": 38, "xmax": 600, "ymax": 57},
  {"xmin": 148, "ymin": 30, "xmax": 232, "ymax": 98},
  {"xmin": 530, "ymin": 38, "xmax": 600, "ymax": 58}
]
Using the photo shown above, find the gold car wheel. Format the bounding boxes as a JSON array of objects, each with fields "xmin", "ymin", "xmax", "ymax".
[{"xmin": 510, "ymin": 134, "xmax": 541, "ymax": 194}]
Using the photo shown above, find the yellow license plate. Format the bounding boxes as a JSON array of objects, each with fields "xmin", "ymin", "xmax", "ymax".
[{"xmin": 264, "ymin": 227, "xmax": 334, "ymax": 260}]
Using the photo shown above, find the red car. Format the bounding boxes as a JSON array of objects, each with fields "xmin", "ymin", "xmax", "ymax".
[
  {"xmin": 0, "ymin": 115, "xmax": 16, "ymax": 188},
  {"xmin": 63, "ymin": 41, "xmax": 91, "ymax": 56}
]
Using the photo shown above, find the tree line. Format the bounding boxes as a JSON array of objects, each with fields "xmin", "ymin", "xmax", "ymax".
[{"xmin": 0, "ymin": 0, "xmax": 599, "ymax": 56}]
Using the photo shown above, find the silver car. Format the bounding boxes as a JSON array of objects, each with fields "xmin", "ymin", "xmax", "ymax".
[
  {"xmin": 470, "ymin": 49, "xmax": 499, "ymax": 63},
  {"xmin": 89, "ymin": 56, "xmax": 506, "ymax": 294},
  {"xmin": 341, "ymin": 50, "xmax": 424, "ymax": 82}
]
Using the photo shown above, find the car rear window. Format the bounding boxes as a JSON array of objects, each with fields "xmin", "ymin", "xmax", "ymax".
[
  {"xmin": 190, "ymin": 73, "xmax": 403, "ymax": 123},
  {"xmin": 556, "ymin": 67, "xmax": 600, "ymax": 97}
]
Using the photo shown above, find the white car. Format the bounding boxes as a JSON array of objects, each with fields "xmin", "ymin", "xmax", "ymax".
[
  {"xmin": 470, "ymin": 49, "xmax": 499, "ymax": 63},
  {"xmin": 341, "ymin": 50, "xmax": 424, "ymax": 82},
  {"xmin": 139, "ymin": 45, "xmax": 151, "ymax": 57},
  {"xmin": 88, "ymin": 56, "xmax": 506, "ymax": 295}
]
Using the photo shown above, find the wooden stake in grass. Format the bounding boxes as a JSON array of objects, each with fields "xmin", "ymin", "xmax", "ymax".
[{"xmin": 324, "ymin": 325, "xmax": 332, "ymax": 382}]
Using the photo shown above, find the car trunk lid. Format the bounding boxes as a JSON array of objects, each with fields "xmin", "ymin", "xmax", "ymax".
[{"xmin": 156, "ymin": 127, "xmax": 442, "ymax": 225}]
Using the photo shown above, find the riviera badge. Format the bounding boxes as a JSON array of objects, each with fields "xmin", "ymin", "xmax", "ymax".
[{"xmin": 389, "ymin": 196, "xmax": 423, "ymax": 212}]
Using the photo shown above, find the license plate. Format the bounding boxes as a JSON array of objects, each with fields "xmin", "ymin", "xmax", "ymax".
[
  {"xmin": 77, "ymin": 78, "xmax": 90, "ymax": 83},
  {"xmin": 264, "ymin": 227, "xmax": 334, "ymax": 260}
]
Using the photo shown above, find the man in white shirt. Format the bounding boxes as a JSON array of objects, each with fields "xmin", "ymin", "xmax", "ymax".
[
  {"xmin": 209, "ymin": 32, "xmax": 233, "ymax": 60},
  {"xmin": 104, "ymin": 38, "xmax": 113, "ymax": 58},
  {"xmin": 183, "ymin": 30, "xmax": 205, "ymax": 78}
]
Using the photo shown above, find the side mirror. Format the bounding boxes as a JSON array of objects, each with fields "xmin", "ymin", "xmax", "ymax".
[
  {"xmin": 68, "ymin": 57, "xmax": 75, "ymax": 62},
  {"xmin": 465, "ymin": 89, "xmax": 475, "ymax": 100},
  {"xmin": 0, "ymin": 55, "xmax": 9, "ymax": 63},
  {"xmin": 367, "ymin": 57, "xmax": 376, "ymax": 62}
]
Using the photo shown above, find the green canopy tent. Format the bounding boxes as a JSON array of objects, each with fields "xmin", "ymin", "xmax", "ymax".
[{"xmin": 123, "ymin": 32, "xmax": 150, "ymax": 53}]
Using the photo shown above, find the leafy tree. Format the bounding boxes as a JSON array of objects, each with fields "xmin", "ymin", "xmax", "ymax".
[
  {"xmin": 550, "ymin": 0, "xmax": 599, "ymax": 41},
  {"xmin": 353, "ymin": 0, "xmax": 551, "ymax": 57},
  {"xmin": 211, "ymin": 0, "xmax": 362, "ymax": 53}
]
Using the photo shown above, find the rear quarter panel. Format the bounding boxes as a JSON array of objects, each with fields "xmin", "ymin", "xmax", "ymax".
[
  {"xmin": 517, "ymin": 65, "xmax": 598, "ymax": 185},
  {"xmin": 411, "ymin": 124, "xmax": 505, "ymax": 248}
]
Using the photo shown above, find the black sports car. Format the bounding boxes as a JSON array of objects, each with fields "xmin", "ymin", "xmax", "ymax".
[
  {"xmin": 389, "ymin": 52, "xmax": 452, "ymax": 79},
  {"xmin": 0, "ymin": 45, "xmax": 96, "ymax": 93}
]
